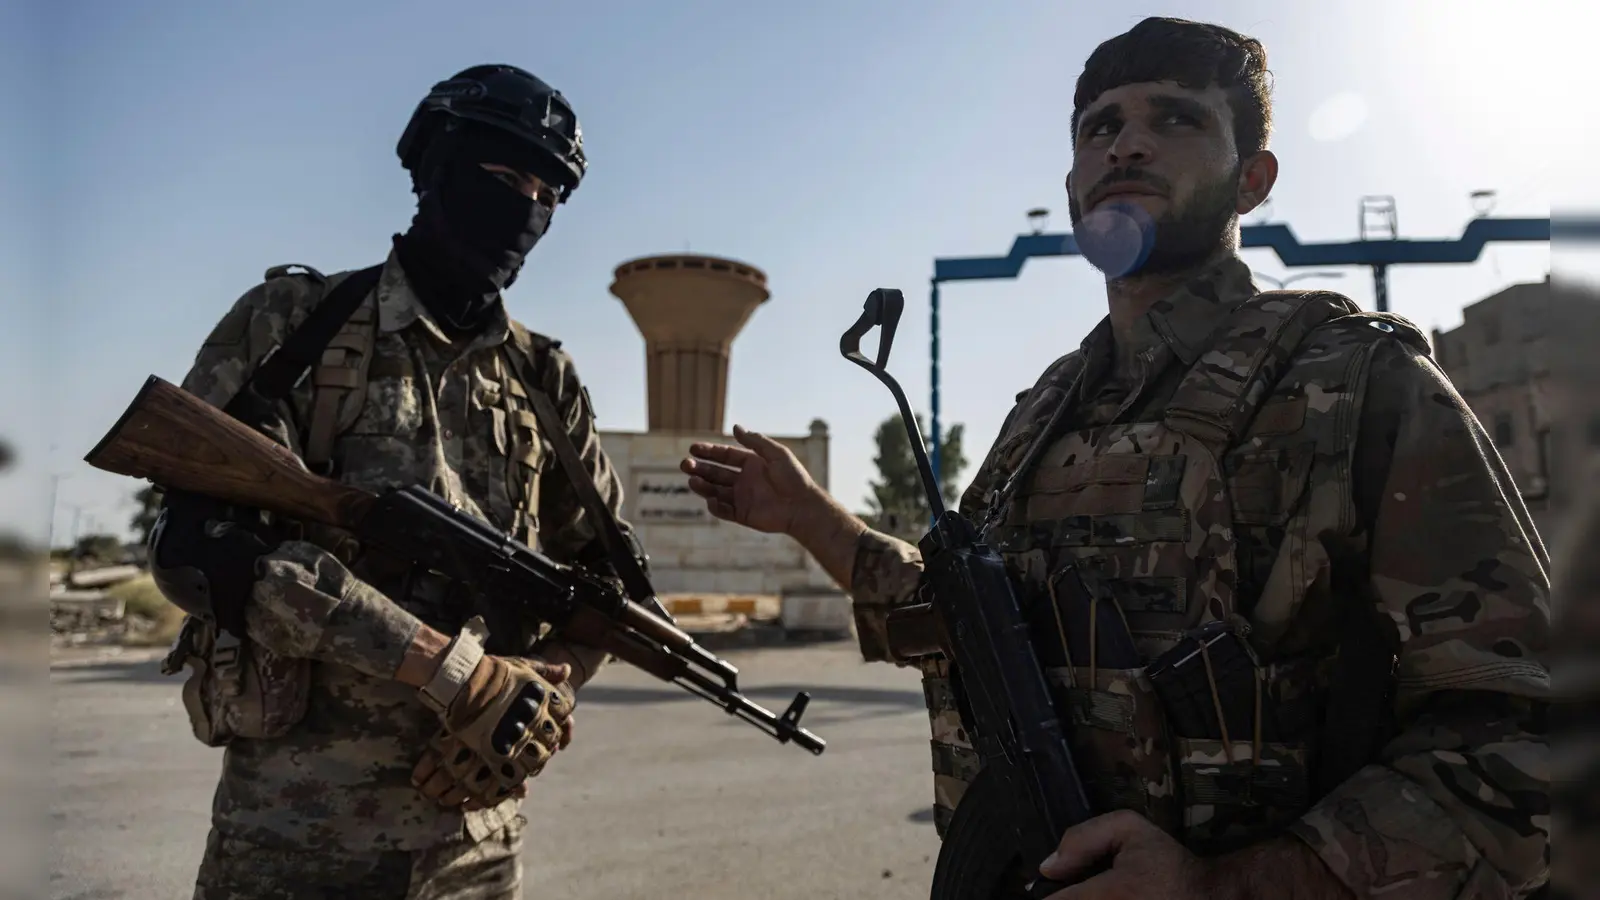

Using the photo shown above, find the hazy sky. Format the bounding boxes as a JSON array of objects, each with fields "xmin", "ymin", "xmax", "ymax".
[{"xmin": 3, "ymin": 0, "xmax": 1592, "ymax": 547}]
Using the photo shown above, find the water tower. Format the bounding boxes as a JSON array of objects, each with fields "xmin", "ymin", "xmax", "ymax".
[{"xmin": 608, "ymin": 253, "xmax": 770, "ymax": 434}]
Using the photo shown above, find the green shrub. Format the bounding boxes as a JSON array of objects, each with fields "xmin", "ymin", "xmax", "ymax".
[{"xmin": 106, "ymin": 575, "xmax": 185, "ymax": 645}]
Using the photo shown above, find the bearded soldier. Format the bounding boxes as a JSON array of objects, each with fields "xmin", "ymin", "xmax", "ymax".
[
  {"xmin": 148, "ymin": 64, "xmax": 643, "ymax": 898},
  {"xmin": 683, "ymin": 18, "xmax": 1550, "ymax": 900}
]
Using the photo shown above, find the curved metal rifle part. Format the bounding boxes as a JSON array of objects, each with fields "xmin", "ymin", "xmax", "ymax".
[{"xmin": 839, "ymin": 288, "xmax": 947, "ymax": 518}]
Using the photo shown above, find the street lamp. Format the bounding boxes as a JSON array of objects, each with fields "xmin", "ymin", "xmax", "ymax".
[
  {"xmin": 1253, "ymin": 270, "xmax": 1347, "ymax": 290},
  {"xmin": 1470, "ymin": 190, "xmax": 1498, "ymax": 218},
  {"xmin": 1026, "ymin": 208, "xmax": 1050, "ymax": 235}
]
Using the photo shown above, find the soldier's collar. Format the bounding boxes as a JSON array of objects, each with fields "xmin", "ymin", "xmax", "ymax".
[
  {"xmin": 375, "ymin": 249, "xmax": 513, "ymax": 349},
  {"xmin": 1140, "ymin": 255, "xmax": 1258, "ymax": 366}
]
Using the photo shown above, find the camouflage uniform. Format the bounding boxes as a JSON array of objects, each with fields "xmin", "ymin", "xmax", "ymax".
[
  {"xmin": 176, "ymin": 248, "xmax": 632, "ymax": 898},
  {"xmin": 849, "ymin": 255, "xmax": 1551, "ymax": 899}
]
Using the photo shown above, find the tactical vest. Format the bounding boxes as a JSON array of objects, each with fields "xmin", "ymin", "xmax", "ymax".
[
  {"xmin": 914, "ymin": 289, "xmax": 1431, "ymax": 855},
  {"xmin": 266, "ymin": 263, "xmax": 561, "ymax": 551},
  {"xmin": 167, "ymin": 262, "xmax": 568, "ymax": 746}
]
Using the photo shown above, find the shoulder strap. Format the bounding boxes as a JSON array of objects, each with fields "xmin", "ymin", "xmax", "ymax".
[
  {"xmin": 978, "ymin": 359, "xmax": 1091, "ymax": 532},
  {"xmin": 303, "ymin": 289, "xmax": 380, "ymax": 472},
  {"xmin": 1161, "ymin": 289, "xmax": 1361, "ymax": 451},
  {"xmin": 503, "ymin": 323, "xmax": 669, "ymax": 620},
  {"xmin": 226, "ymin": 263, "xmax": 385, "ymax": 425},
  {"xmin": 524, "ymin": 390, "xmax": 661, "ymax": 611}
]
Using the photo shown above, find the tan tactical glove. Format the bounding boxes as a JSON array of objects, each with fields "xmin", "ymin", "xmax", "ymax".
[
  {"xmin": 412, "ymin": 729, "xmax": 540, "ymax": 810},
  {"xmin": 415, "ymin": 617, "xmax": 576, "ymax": 805}
]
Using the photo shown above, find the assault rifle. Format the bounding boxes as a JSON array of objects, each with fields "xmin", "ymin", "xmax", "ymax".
[
  {"xmin": 840, "ymin": 289, "xmax": 1094, "ymax": 898},
  {"xmin": 83, "ymin": 375, "xmax": 825, "ymax": 756}
]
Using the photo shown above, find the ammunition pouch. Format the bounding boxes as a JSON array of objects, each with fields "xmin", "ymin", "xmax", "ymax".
[
  {"xmin": 1145, "ymin": 619, "xmax": 1316, "ymax": 853},
  {"xmin": 161, "ymin": 615, "xmax": 312, "ymax": 747}
]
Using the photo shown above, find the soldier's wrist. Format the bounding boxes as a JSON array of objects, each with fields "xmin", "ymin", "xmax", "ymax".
[
  {"xmin": 1203, "ymin": 836, "xmax": 1355, "ymax": 900},
  {"xmin": 414, "ymin": 617, "xmax": 495, "ymax": 722},
  {"xmin": 394, "ymin": 623, "xmax": 457, "ymax": 688},
  {"xmin": 531, "ymin": 639, "xmax": 603, "ymax": 690},
  {"xmin": 787, "ymin": 491, "xmax": 866, "ymax": 555}
]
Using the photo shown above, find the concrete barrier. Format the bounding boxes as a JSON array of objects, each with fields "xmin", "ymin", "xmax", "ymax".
[
  {"xmin": 50, "ymin": 589, "xmax": 125, "ymax": 628},
  {"xmin": 68, "ymin": 565, "xmax": 144, "ymax": 589},
  {"xmin": 778, "ymin": 590, "xmax": 854, "ymax": 636}
]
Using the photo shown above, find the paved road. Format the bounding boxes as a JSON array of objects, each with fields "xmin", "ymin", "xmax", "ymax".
[{"xmin": 50, "ymin": 641, "xmax": 946, "ymax": 899}]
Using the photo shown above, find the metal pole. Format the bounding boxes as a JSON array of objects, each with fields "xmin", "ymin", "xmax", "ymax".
[
  {"xmin": 929, "ymin": 278, "xmax": 943, "ymax": 498},
  {"xmin": 1373, "ymin": 264, "xmax": 1390, "ymax": 313},
  {"xmin": 48, "ymin": 474, "xmax": 61, "ymax": 548}
]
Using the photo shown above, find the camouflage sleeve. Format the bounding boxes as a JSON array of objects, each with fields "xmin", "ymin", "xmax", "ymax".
[
  {"xmin": 848, "ymin": 530, "xmax": 926, "ymax": 662},
  {"xmin": 1286, "ymin": 341, "xmax": 1552, "ymax": 899},
  {"xmin": 174, "ymin": 274, "xmax": 423, "ymax": 680}
]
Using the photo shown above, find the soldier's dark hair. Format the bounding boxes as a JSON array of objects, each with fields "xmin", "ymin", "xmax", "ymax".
[{"xmin": 1072, "ymin": 17, "xmax": 1274, "ymax": 158}]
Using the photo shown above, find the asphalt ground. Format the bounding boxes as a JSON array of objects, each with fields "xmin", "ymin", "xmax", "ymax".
[{"xmin": 48, "ymin": 640, "xmax": 946, "ymax": 900}]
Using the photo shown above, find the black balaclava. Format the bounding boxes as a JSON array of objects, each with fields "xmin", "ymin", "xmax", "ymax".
[{"xmin": 394, "ymin": 122, "xmax": 559, "ymax": 338}]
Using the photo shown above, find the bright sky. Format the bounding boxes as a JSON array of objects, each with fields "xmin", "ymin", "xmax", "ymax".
[{"xmin": 4, "ymin": 0, "xmax": 1593, "ymax": 548}]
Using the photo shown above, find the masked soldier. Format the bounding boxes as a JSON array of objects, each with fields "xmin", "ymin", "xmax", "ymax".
[
  {"xmin": 683, "ymin": 18, "xmax": 1550, "ymax": 900},
  {"xmin": 149, "ymin": 64, "xmax": 642, "ymax": 899}
]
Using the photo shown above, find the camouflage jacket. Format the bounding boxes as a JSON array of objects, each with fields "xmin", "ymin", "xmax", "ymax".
[
  {"xmin": 176, "ymin": 248, "xmax": 635, "ymax": 853},
  {"xmin": 848, "ymin": 256, "xmax": 1551, "ymax": 899}
]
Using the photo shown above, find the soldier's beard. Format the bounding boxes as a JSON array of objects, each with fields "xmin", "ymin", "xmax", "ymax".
[{"xmin": 1069, "ymin": 168, "xmax": 1240, "ymax": 280}]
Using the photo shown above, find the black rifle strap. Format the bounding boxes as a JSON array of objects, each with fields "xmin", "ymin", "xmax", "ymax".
[
  {"xmin": 523, "ymin": 386, "xmax": 664, "ymax": 617},
  {"xmin": 226, "ymin": 264, "xmax": 386, "ymax": 420},
  {"xmin": 173, "ymin": 263, "xmax": 382, "ymax": 639}
]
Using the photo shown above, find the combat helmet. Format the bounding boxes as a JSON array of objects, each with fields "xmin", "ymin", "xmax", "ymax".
[{"xmin": 397, "ymin": 64, "xmax": 587, "ymax": 203}]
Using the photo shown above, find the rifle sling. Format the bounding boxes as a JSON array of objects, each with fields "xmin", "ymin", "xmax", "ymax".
[
  {"xmin": 522, "ymin": 388, "xmax": 661, "ymax": 614},
  {"xmin": 226, "ymin": 264, "xmax": 386, "ymax": 423}
]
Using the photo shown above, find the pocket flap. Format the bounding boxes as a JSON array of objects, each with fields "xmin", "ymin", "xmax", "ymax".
[{"xmin": 1225, "ymin": 443, "xmax": 1313, "ymax": 526}]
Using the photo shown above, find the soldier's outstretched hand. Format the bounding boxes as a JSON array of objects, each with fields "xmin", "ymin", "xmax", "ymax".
[{"xmin": 681, "ymin": 424, "xmax": 820, "ymax": 536}]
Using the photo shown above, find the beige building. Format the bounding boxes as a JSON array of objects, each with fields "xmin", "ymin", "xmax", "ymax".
[
  {"xmin": 1431, "ymin": 274, "xmax": 1600, "ymax": 555},
  {"xmin": 597, "ymin": 253, "xmax": 848, "ymax": 629}
]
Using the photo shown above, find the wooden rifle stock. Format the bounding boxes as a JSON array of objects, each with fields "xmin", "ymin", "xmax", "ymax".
[{"xmin": 84, "ymin": 375, "xmax": 374, "ymax": 529}]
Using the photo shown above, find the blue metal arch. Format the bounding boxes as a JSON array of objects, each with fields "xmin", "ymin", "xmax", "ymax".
[
  {"xmin": 924, "ymin": 215, "xmax": 1598, "ymax": 488},
  {"xmin": 934, "ymin": 217, "xmax": 1553, "ymax": 282}
]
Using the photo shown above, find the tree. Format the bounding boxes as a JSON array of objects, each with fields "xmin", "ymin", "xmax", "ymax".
[
  {"xmin": 130, "ymin": 485, "xmax": 164, "ymax": 546},
  {"xmin": 862, "ymin": 412, "xmax": 968, "ymax": 542}
]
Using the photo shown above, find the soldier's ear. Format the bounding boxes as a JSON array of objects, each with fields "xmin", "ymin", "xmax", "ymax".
[{"xmin": 1236, "ymin": 150, "xmax": 1278, "ymax": 216}]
